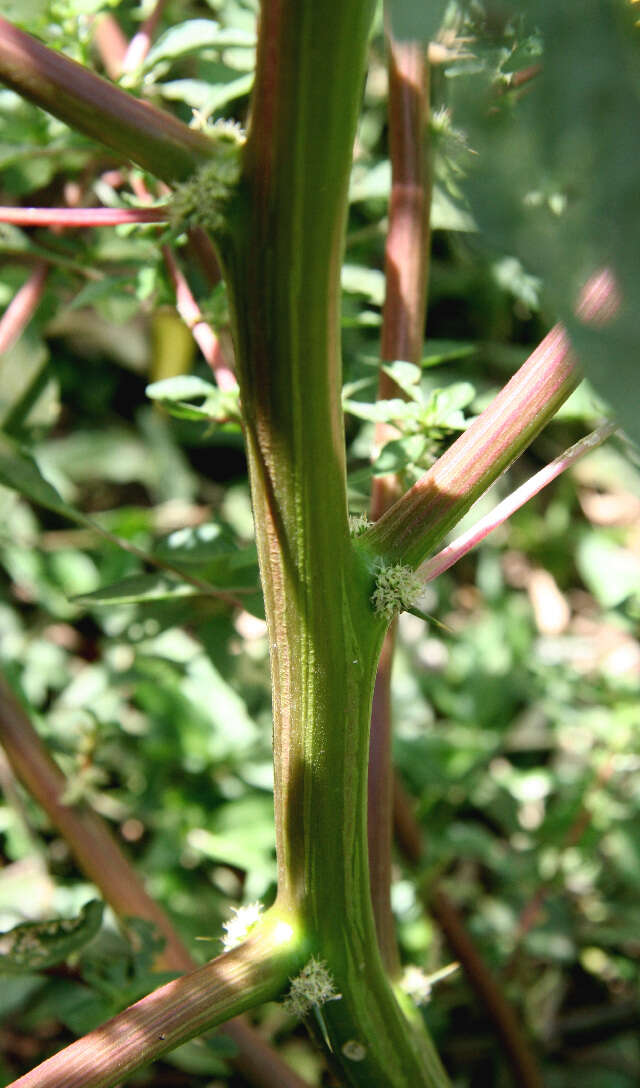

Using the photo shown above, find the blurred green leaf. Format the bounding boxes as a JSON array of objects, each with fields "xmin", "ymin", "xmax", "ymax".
[
  {"xmin": 73, "ymin": 573, "xmax": 201, "ymax": 607},
  {"xmin": 0, "ymin": 901, "xmax": 103, "ymax": 973},
  {"xmin": 143, "ymin": 18, "xmax": 255, "ymax": 71},
  {"xmin": 387, "ymin": 0, "xmax": 449, "ymax": 43},
  {"xmin": 0, "ymin": 438, "xmax": 82, "ymax": 521}
]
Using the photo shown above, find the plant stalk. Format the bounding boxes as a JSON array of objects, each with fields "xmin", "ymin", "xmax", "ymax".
[
  {"xmin": 368, "ymin": 29, "xmax": 432, "ymax": 975},
  {"xmin": 0, "ymin": 261, "xmax": 48, "ymax": 355},
  {"xmin": 0, "ymin": 675, "xmax": 311, "ymax": 1088},
  {"xmin": 0, "ymin": 206, "xmax": 168, "ymax": 226},
  {"xmin": 0, "ymin": 17, "xmax": 216, "ymax": 182},
  {"xmin": 7, "ymin": 913, "xmax": 302, "ymax": 1088},
  {"xmin": 218, "ymin": 2, "xmax": 448, "ymax": 1083},
  {"xmin": 362, "ymin": 270, "xmax": 618, "ymax": 569},
  {"xmin": 418, "ymin": 421, "xmax": 617, "ymax": 584}
]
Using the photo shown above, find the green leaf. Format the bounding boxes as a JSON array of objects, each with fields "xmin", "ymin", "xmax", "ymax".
[
  {"xmin": 154, "ymin": 74, "xmax": 253, "ymax": 114},
  {"xmin": 431, "ymin": 183, "xmax": 477, "ymax": 233},
  {"xmin": 342, "ymin": 396, "xmax": 421, "ymax": 424},
  {"xmin": 420, "ymin": 341, "xmax": 477, "ymax": 367},
  {"xmin": 0, "ymin": 0, "xmax": 48, "ymax": 26},
  {"xmin": 146, "ymin": 376, "xmax": 240, "ymax": 423},
  {"xmin": 349, "ymin": 159, "xmax": 390, "ymax": 203},
  {"xmin": 341, "ymin": 263, "xmax": 386, "ymax": 305},
  {"xmin": 381, "ymin": 361, "xmax": 423, "ymax": 400},
  {"xmin": 0, "ymin": 901, "xmax": 103, "ymax": 973},
  {"xmin": 372, "ymin": 434, "xmax": 429, "ymax": 475},
  {"xmin": 72, "ymin": 573, "xmax": 201, "ymax": 607},
  {"xmin": 166, "ymin": 1038, "xmax": 235, "ymax": 1078},
  {"xmin": 387, "ymin": 0, "xmax": 449, "ymax": 42},
  {"xmin": 0, "ymin": 437, "xmax": 81, "ymax": 521},
  {"xmin": 143, "ymin": 19, "xmax": 255, "ymax": 71},
  {"xmin": 147, "ymin": 375, "xmax": 218, "ymax": 401},
  {"xmin": 565, "ymin": 315, "xmax": 640, "ymax": 446},
  {"xmin": 576, "ymin": 534, "xmax": 640, "ymax": 608}
]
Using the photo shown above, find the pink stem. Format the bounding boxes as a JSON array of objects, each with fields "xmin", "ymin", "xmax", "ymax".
[
  {"xmin": 0, "ymin": 206, "xmax": 168, "ymax": 227},
  {"xmin": 92, "ymin": 14, "xmax": 128, "ymax": 80},
  {"xmin": 122, "ymin": 0, "xmax": 168, "ymax": 73},
  {"xmin": 419, "ymin": 421, "xmax": 617, "ymax": 584},
  {"xmin": 0, "ymin": 261, "xmax": 48, "ymax": 354},
  {"xmin": 162, "ymin": 245, "xmax": 237, "ymax": 391}
]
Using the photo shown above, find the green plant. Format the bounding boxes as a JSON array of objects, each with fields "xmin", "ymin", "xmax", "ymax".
[{"xmin": 0, "ymin": 2, "xmax": 636, "ymax": 1087}]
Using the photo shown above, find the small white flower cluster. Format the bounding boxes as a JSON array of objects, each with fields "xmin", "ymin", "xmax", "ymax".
[
  {"xmin": 401, "ymin": 961, "xmax": 460, "ymax": 1006},
  {"xmin": 283, "ymin": 956, "xmax": 341, "ymax": 1018},
  {"xmin": 401, "ymin": 965, "xmax": 434, "ymax": 1006},
  {"xmin": 371, "ymin": 563, "xmax": 422, "ymax": 621},
  {"xmin": 349, "ymin": 513, "xmax": 371, "ymax": 537},
  {"xmin": 221, "ymin": 901, "xmax": 264, "ymax": 951},
  {"xmin": 190, "ymin": 114, "xmax": 246, "ymax": 144}
]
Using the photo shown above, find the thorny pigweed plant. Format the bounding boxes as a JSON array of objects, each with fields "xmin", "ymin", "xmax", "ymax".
[{"xmin": 0, "ymin": 3, "xmax": 632, "ymax": 1088}]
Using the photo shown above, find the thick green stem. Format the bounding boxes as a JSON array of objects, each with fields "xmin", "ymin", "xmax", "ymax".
[
  {"xmin": 218, "ymin": 2, "xmax": 448, "ymax": 1084},
  {"xmin": 0, "ymin": 17, "xmax": 216, "ymax": 182}
]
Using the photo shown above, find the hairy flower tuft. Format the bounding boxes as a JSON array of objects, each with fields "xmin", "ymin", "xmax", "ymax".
[
  {"xmin": 221, "ymin": 901, "xmax": 263, "ymax": 951},
  {"xmin": 371, "ymin": 562, "xmax": 422, "ymax": 621},
  {"xmin": 283, "ymin": 956, "xmax": 341, "ymax": 1018}
]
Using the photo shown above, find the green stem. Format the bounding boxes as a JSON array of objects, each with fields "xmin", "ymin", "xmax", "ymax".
[
  {"xmin": 0, "ymin": 17, "xmax": 216, "ymax": 182},
  {"xmin": 218, "ymin": 2, "xmax": 448, "ymax": 1084}
]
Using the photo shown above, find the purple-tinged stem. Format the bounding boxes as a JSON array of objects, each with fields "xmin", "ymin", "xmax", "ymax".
[
  {"xmin": 419, "ymin": 422, "xmax": 617, "ymax": 584},
  {"xmin": 363, "ymin": 270, "xmax": 618, "ymax": 570},
  {"xmin": 0, "ymin": 676, "xmax": 310, "ymax": 1088},
  {"xmin": 6, "ymin": 910, "xmax": 300, "ymax": 1088},
  {"xmin": 368, "ymin": 31, "xmax": 431, "ymax": 977},
  {"xmin": 0, "ymin": 206, "xmax": 168, "ymax": 227},
  {"xmin": 0, "ymin": 261, "xmax": 48, "ymax": 354},
  {"xmin": 429, "ymin": 888, "xmax": 544, "ymax": 1088},
  {"xmin": 0, "ymin": 17, "xmax": 215, "ymax": 182}
]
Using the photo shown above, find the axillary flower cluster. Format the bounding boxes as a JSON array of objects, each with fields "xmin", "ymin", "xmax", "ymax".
[
  {"xmin": 370, "ymin": 561, "xmax": 423, "ymax": 621},
  {"xmin": 170, "ymin": 120, "xmax": 245, "ymax": 236},
  {"xmin": 283, "ymin": 956, "xmax": 341, "ymax": 1017}
]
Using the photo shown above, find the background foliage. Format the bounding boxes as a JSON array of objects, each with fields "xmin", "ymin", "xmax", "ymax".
[{"xmin": 0, "ymin": 1, "xmax": 639, "ymax": 1085}]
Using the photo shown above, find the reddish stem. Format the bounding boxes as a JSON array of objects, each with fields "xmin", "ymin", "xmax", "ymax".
[
  {"xmin": 0, "ymin": 676, "xmax": 309, "ymax": 1088},
  {"xmin": 162, "ymin": 245, "xmax": 237, "ymax": 390},
  {"xmin": 92, "ymin": 14, "xmax": 128, "ymax": 80},
  {"xmin": 0, "ymin": 17, "xmax": 215, "ymax": 182},
  {"xmin": 0, "ymin": 261, "xmax": 48, "ymax": 354},
  {"xmin": 364, "ymin": 270, "xmax": 618, "ymax": 570},
  {"xmin": 0, "ymin": 206, "xmax": 168, "ymax": 227},
  {"xmin": 122, "ymin": 0, "xmax": 168, "ymax": 73},
  {"xmin": 430, "ymin": 887, "xmax": 544, "ymax": 1088},
  {"xmin": 367, "ymin": 31, "xmax": 431, "ymax": 977},
  {"xmin": 419, "ymin": 422, "xmax": 617, "ymax": 584},
  {"xmin": 390, "ymin": 779, "xmax": 543, "ymax": 1087}
]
